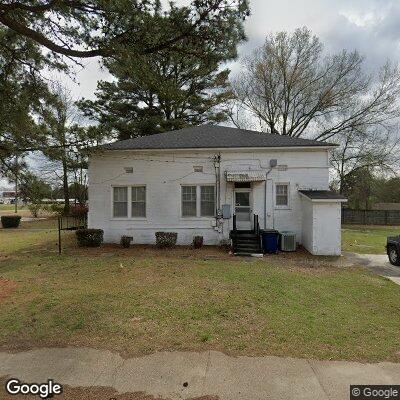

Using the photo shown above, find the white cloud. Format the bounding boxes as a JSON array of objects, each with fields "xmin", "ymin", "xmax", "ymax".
[{"xmin": 54, "ymin": 0, "xmax": 400, "ymax": 99}]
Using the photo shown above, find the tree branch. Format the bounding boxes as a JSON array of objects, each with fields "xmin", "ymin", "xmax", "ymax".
[{"xmin": 0, "ymin": 12, "xmax": 109, "ymax": 57}]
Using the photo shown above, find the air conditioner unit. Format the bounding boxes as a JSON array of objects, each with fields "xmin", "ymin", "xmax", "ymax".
[{"xmin": 280, "ymin": 231, "xmax": 296, "ymax": 252}]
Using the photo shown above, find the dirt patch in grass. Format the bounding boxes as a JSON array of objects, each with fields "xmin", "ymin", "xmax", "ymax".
[
  {"xmin": 263, "ymin": 246, "xmax": 348, "ymax": 272},
  {"xmin": 0, "ymin": 279, "xmax": 17, "ymax": 303},
  {"xmin": 0, "ymin": 378, "xmax": 219, "ymax": 400},
  {"xmin": 67, "ymin": 243, "xmax": 235, "ymax": 261}
]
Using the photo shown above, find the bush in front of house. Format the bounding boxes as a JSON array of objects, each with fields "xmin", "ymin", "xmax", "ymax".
[
  {"xmin": 155, "ymin": 232, "xmax": 177, "ymax": 248},
  {"xmin": 120, "ymin": 235, "xmax": 133, "ymax": 248},
  {"xmin": 1, "ymin": 215, "xmax": 21, "ymax": 228},
  {"xmin": 76, "ymin": 229, "xmax": 103, "ymax": 247},
  {"xmin": 193, "ymin": 235, "xmax": 204, "ymax": 248}
]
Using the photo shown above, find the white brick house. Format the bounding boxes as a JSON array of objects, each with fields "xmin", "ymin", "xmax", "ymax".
[{"xmin": 88, "ymin": 126, "xmax": 346, "ymax": 255}]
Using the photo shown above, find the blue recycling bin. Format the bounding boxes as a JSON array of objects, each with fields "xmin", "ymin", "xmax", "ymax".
[{"xmin": 261, "ymin": 229, "xmax": 279, "ymax": 254}]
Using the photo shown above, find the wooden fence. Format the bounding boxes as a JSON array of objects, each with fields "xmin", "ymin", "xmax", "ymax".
[{"xmin": 342, "ymin": 209, "xmax": 400, "ymax": 225}]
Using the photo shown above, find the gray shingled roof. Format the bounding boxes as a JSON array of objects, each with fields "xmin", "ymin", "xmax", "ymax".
[
  {"xmin": 102, "ymin": 125, "xmax": 336, "ymax": 150},
  {"xmin": 299, "ymin": 190, "xmax": 347, "ymax": 201}
]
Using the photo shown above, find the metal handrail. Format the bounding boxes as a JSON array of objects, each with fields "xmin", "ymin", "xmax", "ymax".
[
  {"xmin": 58, "ymin": 214, "xmax": 87, "ymax": 254},
  {"xmin": 253, "ymin": 214, "xmax": 260, "ymax": 235}
]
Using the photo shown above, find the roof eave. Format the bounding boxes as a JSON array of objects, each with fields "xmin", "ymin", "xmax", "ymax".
[
  {"xmin": 298, "ymin": 192, "xmax": 347, "ymax": 203},
  {"xmin": 101, "ymin": 145, "xmax": 336, "ymax": 152}
]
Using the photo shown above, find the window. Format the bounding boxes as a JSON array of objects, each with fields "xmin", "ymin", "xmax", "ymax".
[
  {"xmin": 131, "ymin": 186, "xmax": 146, "ymax": 217},
  {"xmin": 276, "ymin": 184, "xmax": 289, "ymax": 207},
  {"xmin": 181, "ymin": 185, "xmax": 216, "ymax": 217},
  {"xmin": 201, "ymin": 186, "xmax": 215, "ymax": 216},
  {"xmin": 112, "ymin": 186, "xmax": 146, "ymax": 218},
  {"xmin": 113, "ymin": 187, "xmax": 128, "ymax": 217},
  {"xmin": 182, "ymin": 186, "xmax": 197, "ymax": 217}
]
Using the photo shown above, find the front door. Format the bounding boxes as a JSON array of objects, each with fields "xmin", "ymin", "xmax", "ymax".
[{"xmin": 234, "ymin": 189, "xmax": 252, "ymax": 230}]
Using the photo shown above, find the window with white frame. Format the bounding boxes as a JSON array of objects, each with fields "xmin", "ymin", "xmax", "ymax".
[
  {"xmin": 113, "ymin": 187, "xmax": 128, "ymax": 217},
  {"xmin": 112, "ymin": 186, "xmax": 146, "ymax": 218},
  {"xmin": 275, "ymin": 184, "xmax": 289, "ymax": 207},
  {"xmin": 131, "ymin": 186, "xmax": 146, "ymax": 217},
  {"xmin": 182, "ymin": 186, "xmax": 197, "ymax": 217},
  {"xmin": 182, "ymin": 185, "xmax": 215, "ymax": 217},
  {"xmin": 201, "ymin": 186, "xmax": 215, "ymax": 216}
]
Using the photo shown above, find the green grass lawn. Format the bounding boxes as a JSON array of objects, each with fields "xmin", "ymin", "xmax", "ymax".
[
  {"xmin": 0, "ymin": 204, "xmax": 16, "ymax": 210},
  {"xmin": 0, "ymin": 203, "xmax": 58, "ymax": 219},
  {"xmin": 0, "ymin": 204, "xmax": 27, "ymax": 216},
  {"xmin": 342, "ymin": 224, "xmax": 400, "ymax": 254},
  {"xmin": 1, "ymin": 222, "xmax": 400, "ymax": 362}
]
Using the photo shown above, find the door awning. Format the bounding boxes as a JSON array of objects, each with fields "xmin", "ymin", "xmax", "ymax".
[{"xmin": 225, "ymin": 170, "xmax": 266, "ymax": 182}]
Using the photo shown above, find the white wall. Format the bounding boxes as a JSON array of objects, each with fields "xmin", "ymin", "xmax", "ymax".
[
  {"xmin": 312, "ymin": 202, "xmax": 342, "ymax": 255},
  {"xmin": 300, "ymin": 198, "xmax": 342, "ymax": 256},
  {"xmin": 88, "ymin": 148, "xmax": 331, "ymax": 246},
  {"xmin": 301, "ymin": 197, "xmax": 314, "ymax": 252}
]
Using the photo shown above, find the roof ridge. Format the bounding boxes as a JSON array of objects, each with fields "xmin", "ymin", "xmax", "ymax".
[{"xmin": 101, "ymin": 125, "xmax": 337, "ymax": 150}]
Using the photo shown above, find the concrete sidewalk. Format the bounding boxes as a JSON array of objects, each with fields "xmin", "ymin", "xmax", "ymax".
[{"xmin": 1, "ymin": 348, "xmax": 400, "ymax": 400}]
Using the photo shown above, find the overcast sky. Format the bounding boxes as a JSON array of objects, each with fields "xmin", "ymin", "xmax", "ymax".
[
  {"xmin": 62, "ymin": 0, "xmax": 400, "ymax": 101},
  {"xmin": 3, "ymin": 0, "xmax": 400, "ymax": 187}
]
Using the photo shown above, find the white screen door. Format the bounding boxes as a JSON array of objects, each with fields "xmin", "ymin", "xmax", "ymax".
[{"xmin": 235, "ymin": 189, "xmax": 251, "ymax": 230}]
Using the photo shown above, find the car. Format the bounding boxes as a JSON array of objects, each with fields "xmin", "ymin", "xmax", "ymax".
[{"xmin": 386, "ymin": 235, "xmax": 400, "ymax": 266}]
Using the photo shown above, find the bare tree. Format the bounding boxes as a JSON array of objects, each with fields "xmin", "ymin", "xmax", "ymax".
[
  {"xmin": 330, "ymin": 130, "xmax": 399, "ymax": 194},
  {"xmin": 231, "ymin": 27, "xmax": 400, "ymax": 142}
]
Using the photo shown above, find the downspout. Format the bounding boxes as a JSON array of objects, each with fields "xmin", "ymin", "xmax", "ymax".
[
  {"xmin": 213, "ymin": 154, "xmax": 221, "ymax": 223},
  {"xmin": 217, "ymin": 153, "xmax": 221, "ymax": 211},
  {"xmin": 219, "ymin": 155, "xmax": 221, "ymax": 210},
  {"xmin": 264, "ymin": 169, "xmax": 272, "ymax": 229},
  {"xmin": 264, "ymin": 159, "xmax": 277, "ymax": 229}
]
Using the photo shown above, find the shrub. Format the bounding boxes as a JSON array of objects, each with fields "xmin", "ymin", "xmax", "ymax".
[
  {"xmin": 155, "ymin": 232, "xmax": 177, "ymax": 248},
  {"xmin": 28, "ymin": 203, "xmax": 41, "ymax": 218},
  {"xmin": 193, "ymin": 235, "xmax": 204, "ymax": 248},
  {"xmin": 1, "ymin": 215, "xmax": 21, "ymax": 228},
  {"xmin": 76, "ymin": 229, "xmax": 103, "ymax": 247},
  {"xmin": 47, "ymin": 203, "xmax": 64, "ymax": 216},
  {"xmin": 120, "ymin": 235, "xmax": 133, "ymax": 248},
  {"xmin": 70, "ymin": 204, "xmax": 88, "ymax": 217}
]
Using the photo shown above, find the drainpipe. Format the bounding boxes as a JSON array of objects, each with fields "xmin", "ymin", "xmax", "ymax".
[
  {"xmin": 264, "ymin": 170, "xmax": 271, "ymax": 229},
  {"xmin": 264, "ymin": 159, "xmax": 277, "ymax": 229},
  {"xmin": 213, "ymin": 154, "xmax": 222, "ymax": 224},
  {"xmin": 217, "ymin": 153, "xmax": 221, "ymax": 211}
]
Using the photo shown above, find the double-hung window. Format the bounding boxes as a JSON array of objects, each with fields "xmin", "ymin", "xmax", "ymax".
[
  {"xmin": 182, "ymin": 186, "xmax": 197, "ymax": 217},
  {"xmin": 200, "ymin": 186, "xmax": 215, "ymax": 216},
  {"xmin": 275, "ymin": 183, "xmax": 289, "ymax": 208},
  {"xmin": 182, "ymin": 185, "xmax": 215, "ymax": 217},
  {"xmin": 131, "ymin": 186, "xmax": 146, "ymax": 217},
  {"xmin": 113, "ymin": 186, "xmax": 146, "ymax": 218},
  {"xmin": 113, "ymin": 187, "xmax": 128, "ymax": 217}
]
